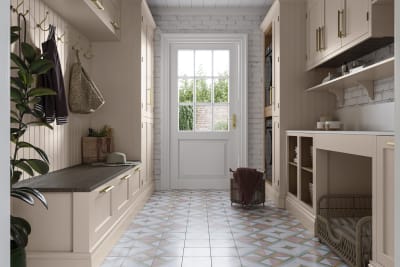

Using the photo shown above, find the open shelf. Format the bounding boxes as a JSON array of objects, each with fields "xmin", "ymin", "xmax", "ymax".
[
  {"xmin": 305, "ymin": 57, "xmax": 394, "ymax": 105},
  {"xmin": 288, "ymin": 164, "xmax": 298, "ymax": 196},
  {"xmin": 289, "ymin": 162, "xmax": 298, "ymax": 167},
  {"xmin": 300, "ymin": 170, "xmax": 313, "ymax": 207},
  {"xmin": 264, "ymin": 106, "xmax": 272, "ymax": 117}
]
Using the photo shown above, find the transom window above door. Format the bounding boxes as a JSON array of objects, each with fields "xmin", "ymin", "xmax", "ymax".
[{"xmin": 177, "ymin": 50, "xmax": 230, "ymax": 132}]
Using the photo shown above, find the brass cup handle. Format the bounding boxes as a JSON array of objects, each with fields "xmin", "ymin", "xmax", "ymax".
[
  {"xmin": 121, "ymin": 174, "xmax": 131, "ymax": 181},
  {"xmin": 100, "ymin": 185, "xmax": 114, "ymax": 193}
]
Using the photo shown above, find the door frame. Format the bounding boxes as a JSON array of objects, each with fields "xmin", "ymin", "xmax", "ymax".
[{"xmin": 160, "ymin": 33, "xmax": 248, "ymax": 190}]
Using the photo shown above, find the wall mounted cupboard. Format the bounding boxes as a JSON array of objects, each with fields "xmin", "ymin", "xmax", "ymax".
[
  {"xmin": 306, "ymin": 0, "xmax": 394, "ymax": 70},
  {"xmin": 42, "ymin": 0, "xmax": 122, "ymax": 41}
]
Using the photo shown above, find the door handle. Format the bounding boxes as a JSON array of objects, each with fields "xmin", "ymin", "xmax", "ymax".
[
  {"xmin": 232, "ymin": 114, "xmax": 237, "ymax": 129},
  {"xmin": 316, "ymin": 28, "xmax": 319, "ymax": 51}
]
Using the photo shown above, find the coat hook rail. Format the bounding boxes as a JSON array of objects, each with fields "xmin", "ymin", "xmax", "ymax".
[
  {"xmin": 57, "ymin": 33, "xmax": 65, "ymax": 43},
  {"xmin": 10, "ymin": 2, "xmax": 29, "ymax": 16},
  {"xmin": 36, "ymin": 11, "xmax": 50, "ymax": 31}
]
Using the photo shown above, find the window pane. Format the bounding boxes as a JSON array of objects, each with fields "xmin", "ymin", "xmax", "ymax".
[
  {"xmin": 178, "ymin": 50, "xmax": 194, "ymax": 77},
  {"xmin": 213, "ymin": 105, "xmax": 229, "ymax": 131},
  {"xmin": 196, "ymin": 79, "xmax": 212, "ymax": 103},
  {"xmin": 195, "ymin": 105, "xmax": 212, "ymax": 131},
  {"xmin": 179, "ymin": 79, "xmax": 194, "ymax": 103},
  {"xmin": 179, "ymin": 105, "xmax": 193, "ymax": 131},
  {"xmin": 213, "ymin": 50, "xmax": 229, "ymax": 77},
  {"xmin": 195, "ymin": 50, "xmax": 212, "ymax": 76},
  {"xmin": 214, "ymin": 78, "xmax": 229, "ymax": 103}
]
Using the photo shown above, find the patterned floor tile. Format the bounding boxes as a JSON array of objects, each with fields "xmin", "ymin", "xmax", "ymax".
[{"xmin": 101, "ymin": 190, "xmax": 348, "ymax": 267}]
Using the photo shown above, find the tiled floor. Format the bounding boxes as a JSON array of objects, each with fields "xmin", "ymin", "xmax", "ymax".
[{"xmin": 101, "ymin": 190, "xmax": 347, "ymax": 267}]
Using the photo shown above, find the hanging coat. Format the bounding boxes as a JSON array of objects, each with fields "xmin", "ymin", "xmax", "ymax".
[{"xmin": 35, "ymin": 25, "xmax": 68, "ymax": 125}]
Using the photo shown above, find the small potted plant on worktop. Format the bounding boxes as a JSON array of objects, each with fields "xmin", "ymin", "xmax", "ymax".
[{"xmin": 10, "ymin": 26, "xmax": 55, "ymax": 267}]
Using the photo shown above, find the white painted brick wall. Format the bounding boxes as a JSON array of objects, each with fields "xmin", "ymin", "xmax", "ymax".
[
  {"xmin": 338, "ymin": 44, "xmax": 394, "ymax": 108},
  {"xmin": 152, "ymin": 12, "xmax": 265, "ymax": 186}
]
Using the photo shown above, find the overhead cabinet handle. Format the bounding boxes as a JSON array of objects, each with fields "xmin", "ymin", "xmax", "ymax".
[
  {"xmin": 100, "ymin": 185, "xmax": 114, "ymax": 193},
  {"xmin": 386, "ymin": 142, "xmax": 395, "ymax": 147},
  {"xmin": 341, "ymin": 9, "xmax": 346, "ymax": 37},
  {"xmin": 338, "ymin": 10, "xmax": 341, "ymax": 37},
  {"xmin": 320, "ymin": 26, "xmax": 325, "ymax": 50},
  {"xmin": 316, "ymin": 28, "xmax": 319, "ymax": 51}
]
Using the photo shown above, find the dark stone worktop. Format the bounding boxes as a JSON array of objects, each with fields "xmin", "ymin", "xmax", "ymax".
[{"xmin": 13, "ymin": 164, "xmax": 140, "ymax": 192}]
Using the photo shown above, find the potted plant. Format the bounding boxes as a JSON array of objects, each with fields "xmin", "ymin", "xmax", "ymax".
[{"xmin": 10, "ymin": 26, "xmax": 55, "ymax": 267}]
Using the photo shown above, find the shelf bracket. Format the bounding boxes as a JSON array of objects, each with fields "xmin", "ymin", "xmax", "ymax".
[
  {"xmin": 328, "ymin": 88, "xmax": 344, "ymax": 106},
  {"xmin": 358, "ymin": 80, "xmax": 374, "ymax": 100}
]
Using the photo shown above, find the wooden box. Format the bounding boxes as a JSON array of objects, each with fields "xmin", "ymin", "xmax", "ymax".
[{"xmin": 82, "ymin": 137, "xmax": 113, "ymax": 163}]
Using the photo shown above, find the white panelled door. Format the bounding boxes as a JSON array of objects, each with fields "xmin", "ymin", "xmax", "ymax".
[{"xmin": 169, "ymin": 43, "xmax": 242, "ymax": 189}]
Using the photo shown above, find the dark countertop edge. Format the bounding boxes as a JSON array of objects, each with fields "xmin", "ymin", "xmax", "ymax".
[{"xmin": 14, "ymin": 164, "xmax": 141, "ymax": 193}]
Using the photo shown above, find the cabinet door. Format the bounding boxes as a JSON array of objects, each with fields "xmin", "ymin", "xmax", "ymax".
[
  {"xmin": 141, "ymin": 22, "xmax": 147, "ymax": 113},
  {"xmin": 375, "ymin": 136, "xmax": 394, "ymax": 267},
  {"xmin": 272, "ymin": 117, "xmax": 280, "ymax": 189},
  {"xmin": 341, "ymin": 0, "xmax": 369, "ymax": 48},
  {"xmin": 306, "ymin": 0, "xmax": 324, "ymax": 68},
  {"xmin": 112, "ymin": 172, "xmax": 130, "ymax": 217},
  {"xmin": 272, "ymin": 13, "xmax": 280, "ymax": 117},
  {"xmin": 321, "ymin": 0, "xmax": 342, "ymax": 57},
  {"xmin": 146, "ymin": 120, "xmax": 154, "ymax": 183},
  {"xmin": 129, "ymin": 167, "xmax": 141, "ymax": 198},
  {"xmin": 141, "ymin": 121, "xmax": 147, "ymax": 187},
  {"xmin": 146, "ymin": 27, "xmax": 154, "ymax": 116}
]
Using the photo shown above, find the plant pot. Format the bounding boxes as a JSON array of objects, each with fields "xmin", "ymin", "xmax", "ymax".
[{"xmin": 11, "ymin": 246, "xmax": 26, "ymax": 267}]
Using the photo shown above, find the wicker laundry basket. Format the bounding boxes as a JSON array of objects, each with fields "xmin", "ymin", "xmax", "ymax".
[{"xmin": 315, "ymin": 195, "xmax": 372, "ymax": 267}]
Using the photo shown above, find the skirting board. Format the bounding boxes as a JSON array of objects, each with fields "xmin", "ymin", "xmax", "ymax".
[
  {"xmin": 26, "ymin": 182, "xmax": 155, "ymax": 267},
  {"xmin": 286, "ymin": 195, "xmax": 315, "ymax": 233}
]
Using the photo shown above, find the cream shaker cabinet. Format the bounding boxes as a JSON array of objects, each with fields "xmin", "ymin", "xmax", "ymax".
[
  {"xmin": 306, "ymin": 0, "xmax": 393, "ymax": 70},
  {"xmin": 374, "ymin": 136, "xmax": 395, "ymax": 267},
  {"xmin": 140, "ymin": 3, "xmax": 155, "ymax": 188},
  {"xmin": 261, "ymin": 0, "xmax": 336, "ymax": 208},
  {"xmin": 306, "ymin": 0, "xmax": 324, "ymax": 68}
]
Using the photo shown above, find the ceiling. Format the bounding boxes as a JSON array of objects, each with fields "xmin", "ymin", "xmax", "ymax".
[{"xmin": 147, "ymin": 0, "xmax": 273, "ymax": 8}]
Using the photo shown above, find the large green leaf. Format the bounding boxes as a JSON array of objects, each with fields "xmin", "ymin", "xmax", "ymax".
[
  {"xmin": 10, "ymin": 53, "xmax": 28, "ymax": 72},
  {"xmin": 11, "ymin": 77, "xmax": 26, "ymax": 90},
  {"xmin": 10, "ymin": 117, "xmax": 19, "ymax": 124},
  {"xmin": 11, "ymin": 171, "xmax": 22, "ymax": 185},
  {"xmin": 26, "ymin": 159, "xmax": 49, "ymax": 175},
  {"xmin": 15, "ymin": 161, "xmax": 34, "ymax": 176},
  {"xmin": 11, "ymin": 216, "xmax": 31, "ymax": 248},
  {"xmin": 28, "ymin": 88, "xmax": 56, "ymax": 97},
  {"xmin": 15, "ymin": 104, "xmax": 29, "ymax": 114},
  {"xmin": 17, "ymin": 142, "xmax": 49, "ymax": 163},
  {"xmin": 21, "ymin": 43, "xmax": 37, "ymax": 63},
  {"xmin": 11, "ymin": 26, "xmax": 20, "ymax": 44},
  {"xmin": 10, "ymin": 87, "xmax": 23, "ymax": 102},
  {"xmin": 30, "ymin": 59, "xmax": 53, "ymax": 75},
  {"xmin": 14, "ymin": 187, "xmax": 48, "ymax": 209},
  {"xmin": 18, "ymin": 70, "xmax": 31, "ymax": 87}
]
